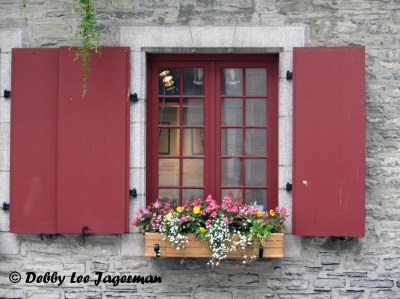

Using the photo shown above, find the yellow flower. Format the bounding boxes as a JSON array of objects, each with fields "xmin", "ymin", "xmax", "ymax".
[
  {"xmin": 176, "ymin": 206, "xmax": 182, "ymax": 213},
  {"xmin": 269, "ymin": 209, "xmax": 276, "ymax": 217},
  {"xmin": 199, "ymin": 227, "xmax": 206, "ymax": 233},
  {"xmin": 256, "ymin": 211, "xmax": 263, "ymax": 218},
  {"xmin": 193, "ymin": 206, "xmax": 201, "ymax": 214},
  {"xmin": 164, "ymin": 215, "xmax": 169, "ymax": 221}
]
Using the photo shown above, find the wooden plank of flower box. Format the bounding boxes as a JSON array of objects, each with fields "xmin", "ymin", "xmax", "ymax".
[{"xmin": 145, "ymin": 233, "xmax": 284, "ymax": 258}]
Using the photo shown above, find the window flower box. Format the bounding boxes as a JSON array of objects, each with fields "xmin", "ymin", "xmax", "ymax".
[
  {"xmin": 132, "ymin": 195, "xmax": 288, "ymax": 266},
  {"xmin": 144, "ymin": 232, "xmax": 284, "ymax": 258}
]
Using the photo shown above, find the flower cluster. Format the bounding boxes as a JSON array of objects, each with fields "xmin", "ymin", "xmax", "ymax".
[{"xmin": 132, "ymin": 195, "xmax": 288, "ymax": 266}]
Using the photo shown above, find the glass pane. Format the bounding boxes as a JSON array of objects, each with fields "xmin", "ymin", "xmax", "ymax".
[
  {"xmin": 183, "ymin": 99, "xmax": 204, "ymax": 125},
  {"xmin": 158, "ymin": 189, "xmax": 179, "ymax": 209},
  {"xmin": 182, "ymin": 159, "xmax": 204, "ymax": 186},
  {"xmin": 221, "ymin": 98, "xmax": 242, "ymax": 126},
  {"xmin": 221, "ymin": 189, "xmax": 243, "ymax": 203},
  {"xmin": 159, "ymin": 159, "xmax": 180, "ymax": 186},
  {"xmin": 246, "ymin": 99, "xmax": 266, "ymax": 126},
  {"xmin": 159, "ymin": 98, "xmax": 179, "ymax": 125},
  {"xmin": 245, "ymin": 159, "xmax": 266, "ymax": 186},
  {"xmin": 159, "ymin": 68, "xmax": 180, "ymax": 95},
  {"xmin": 245, "ymin": 189, "xmax": 266, "ymax": 211},
  {"xmin": 183, "ymin": 68, "xmax": 204, "ymax": 95},
  {"xmin": 245, "ymin": 68, "xmax": 267, "ymax": 96},
  {"xmin": 159, "ymin": 128, "xmax": 180, "ymax": 156},
  {"xmin": 221, "ymin": 128, "xmax": 242, "ymax": 156},
  {"xmin": 245, "ymin": 129, "xmax": 266, "ymax": 156},
  {"xmin": 182, "ymin": 189, "xmax": 204, "ymax": 202},
  {"xmin": 183, "ymin": 128, "xmax": 204, "ymax": 156},
  {"xmin": 221, "ymin": 68, "xmax": 242, "ymax": 96},
  {"xmin": 221, "ymin": 158, "xmax": 242, "ymax": 186}
]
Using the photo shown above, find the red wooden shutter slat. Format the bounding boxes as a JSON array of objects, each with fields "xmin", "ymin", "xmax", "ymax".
[
  {"xmin": 57, "ymin": 47, "xmax": 130, "ymax": 234},
  {"xmin": 10, "ymin": 49, "xmax": 59, "ymax": 233},
  {"xmin": 293, "ymin": 47, "xmax": 365, "ymax": 237}
]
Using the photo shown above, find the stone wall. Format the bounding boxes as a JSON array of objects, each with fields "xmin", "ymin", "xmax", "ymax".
[{"xmin": 1, "ymin": 0, "xmax": 400, "ymax": 298}]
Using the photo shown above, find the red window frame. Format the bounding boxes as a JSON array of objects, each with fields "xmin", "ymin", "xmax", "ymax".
[{"xmin": 147, "ymin": 54, "xmax": 278, "ymax": 209}]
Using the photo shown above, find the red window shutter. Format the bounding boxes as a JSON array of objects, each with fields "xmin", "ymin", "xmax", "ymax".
[
  {"xmin": 292, "ymin": 47, "xmax": 365, "ymax": 237},
  {"xmin": 57, "ymin": 47, "xmax": 130, "ymax": 234},
  {"xmin": 10, "ymin": 49, "xmax": 59, "ymax": 233}
]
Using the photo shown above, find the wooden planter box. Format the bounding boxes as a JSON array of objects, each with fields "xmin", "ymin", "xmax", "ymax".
[{"xmin": 145, "ymin": 233, "xmax": 284, "ymax": 258}]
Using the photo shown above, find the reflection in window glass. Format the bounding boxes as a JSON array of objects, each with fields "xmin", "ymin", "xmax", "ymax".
[
  {"xmin": 245, "ymin": 68, "xmax": 267, "ymax": 96},
  {"xmin": 221, "ymin": 128, "xmax": 242, "ymax": 156},
  {"xmin": 246, "ymin": 99, "xmax": 266, "ymax": 126},
  {"xmin": 183, "ymin": 189, "xmax": 204, "ymax": 202},
  {"xmin": 159, "ymin": 68, "xmax": 180, "ymax": 95},
  {"xmin": 221, "ymin": 68, "xmax": 242, "ymax": 96},
  {"xmin": 245, "ymin": 159, "xmax": 266, "ymax": 186},
  {"xmin": 183, "ymin": 99, "xmax": 204, "ymax": 125},
  {"xmin": 183, "ymin": 68, "xmax": 204, "ymax": 95},
  {"xmin": 245, "ymin": 129, "xmax": 266, "ymax": 156},
  {"xmin": 182, "ymin": 159, "xmax": 204, "ymax": 186},
  {"xmin": 221, "ymin": 158, "xmax": 242, "ymax": 186},
  {"xmin": 159, "ymin": 128, "xmax": 180, "ymax": 156},
  {"xmin": 245, "ymin": 189, "xmax": 266, "ymax": 210},
  {"xmin": 221, "ymin": 189, "xmax": 243, "ymax": 203},
  {"xmin": 159, "ymin": 98, "xmax": 180, "ymax": 125},
  {"xmin": 159, "ymin": 159, "xmax": 180, "ymax": 186},
  {"xmin": 221, "ymin": 98, "xmax": 242, "ymax": 126},
  {"xmin": 183, "ymin": 128, "xmax": 204, "ymax": 156}
]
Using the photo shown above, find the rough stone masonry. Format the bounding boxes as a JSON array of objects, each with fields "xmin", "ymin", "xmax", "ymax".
[{"xmin": 1, "ymin": 0, "xmax": 400, "ymax": 298}]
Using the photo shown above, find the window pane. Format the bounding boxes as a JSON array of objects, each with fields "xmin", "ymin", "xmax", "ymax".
[
  {"xmin": 245, "ymin": 68, "xmax": 266, "ymax": 96},
  {"xmin": 245, "ymin": 189, "xmax": 266, "ymax": 211},
  {"xmin": 159, "ymin": 68, "xmax": 180, "ymax": 95},
  {"xmin": 221, "ymin": 98, "xmax": 242, "ymax": 125},
  {"xmin": 159, "ymin": 128, "xmax": 180, "ymax": 156},
  {"xmin": 183, "ymin": 128, "xmax": 204, "ymax": 156},
  {"xmin": 159, "ymin": 159, "xmax": 180, "ymax": 186},
  {"xmin": 221, "ymin": 128, "xmax": 242, "ymax": 156},
  {"xmin": 221, "ymin": 189, "xmax": 243, "ymax": 203},
  {"xmin": 159, "ymin": 98, "xmax": 179, "ymax": 125},
  {"xmin": 182, "ymin": 159, "xmax": 204, "ymax": 186},
  {"xmin": 158, "ymin": 189, "xmax": 179, "ymax": 209},
  {"xmin": 183, "ymin": 68, "xmax": 204, "ymax": 95},
  {"xmin": 183, "ymin": 99, "xmax": 204, "ymax": 125},
  {"xmin": 183, "ymin": 189, "xmax": 204, "ymax": 202},
  {"xmin": 246, "ymin": 99, "xmax": 266, "ymax": 126},
  {"xmin": 245, "ymin": 159, "xmax": 266, "ymax": 186},
  {"xmin": 221, "ymin": 68, "xmax": 242, "ymax": 96},
  {"xmin": 221, "ymin": 158, "xmax": 242, "ymax": 186},
  {"xmin": 245, "ymin": 129, "xmax": 266, "ymax": 156}
]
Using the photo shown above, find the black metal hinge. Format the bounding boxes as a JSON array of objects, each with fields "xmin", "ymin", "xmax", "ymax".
[
  {"xmin": 285, "ymin": 182, "xmax": 292, "ymax": 192},
  {"xmin": 3, "ymin": 89, "xmax": 11, "ymax": 98},
  {"xmin": 286, "ymin": 71, "xmax": 293, "ymax": 80},
  {"xmin": 129, "ymin": 188, "xmax": 137, "ymax": 197},
  {"xmin": 2, "ymin": 202, "xmax": 10, "ymax": 211},
  {"xmin": 130, "ymin": 93, "xmax": 138, "ymax": 102}
]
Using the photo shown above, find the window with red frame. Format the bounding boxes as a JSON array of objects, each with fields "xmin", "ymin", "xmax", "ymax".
[{"xmin": 147, "ymin": 55, "xmax": 278, "ymax": 210}]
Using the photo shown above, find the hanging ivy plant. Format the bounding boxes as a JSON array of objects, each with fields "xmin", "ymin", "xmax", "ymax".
[
  {"xmin": 20, "ymin": 0, "xmax": 101, "ymax": 96},
  {"xmin": 71, "ymin": 0, "xmax": 101, "ymax": 96}
]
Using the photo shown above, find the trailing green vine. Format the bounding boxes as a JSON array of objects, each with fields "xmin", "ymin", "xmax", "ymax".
[
  {"xmin": 19, "ymin": 0, "xmax": 101, "ymax": 96},
  {"xmin": 71, "ymin": 0, "xmax": 101, "ymax": 96}
]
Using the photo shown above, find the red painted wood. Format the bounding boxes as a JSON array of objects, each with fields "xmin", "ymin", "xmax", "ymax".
[
  {"xmin": 293, "ymin": 47, "xmax": 365, "ymax": 237},
  {"xmin": 57, "ymin": 47, "xmax": 130, "ymax": 233},
  {"xmin": 10, "ymin": 49, "xmax": 59, "ymax": 233}
]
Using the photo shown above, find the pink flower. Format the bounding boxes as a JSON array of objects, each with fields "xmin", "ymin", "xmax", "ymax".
[
  {"xmin": 224, "ymin": 196, "xmax": 232, "ymax": 203},
  {"xmin": 205, "ymin": 219, "xmax": 212, "ymax": 227},
  {"xmin": 229, "ymin": 206, "xmax": 238, "ymax": 213},
  {"xmin": 165, "ymin": 202, "xmax": 171, "ymax": 210},
  {"xmin": 206, "ymin": 195, "xmax": 213, "ymax": 203},
  {"xmin": 193, "ymin": 199, "xmax": 199, "ymax": 206},
  {"xmin": 154, "ymin": 200, "xmax": 161, "ymax": 209},
  {"xmin": 211, "ymin": 211, "xmax": 217, "ymax": 218},
  {"xmin": 143, "ymin": 209, "xmax": 150, "ymax": 215},
  {"xmin": 131, "ymin": 219, "xmax": 138, "ymax": 226}
]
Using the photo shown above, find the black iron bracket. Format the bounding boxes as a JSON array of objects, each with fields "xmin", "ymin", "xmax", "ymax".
[
  {"xmin": 3, "ymin": 89, "xmax": 11, "ymax": 98},
  {"xmin": 79, "ymin": 226, "xmax": 91, "ymax": 246},
  {"xmin": 258, "ymin": 245, "xmax": 264, "ymax": 258},
  {"xmin": 38, "ymin": 234, "xmax": 61, "ymax": 241},
  {"xmin": 154, "ymin": 243, "xmax": 161, "ymax": 257},
  {"xmin": 285, "ymin": 182, "xmax": 292, "ymax": 192},
  {"xmin": 2, "ymin": 202, "xmax": 9, "ymax": 211},
  {"xmin": 130, "ymin": 93, "xmax": 139, "ymax": 102},
  {"xmin": 331, "ymin": 236, "xmax": 353, "ymax": 242},
  {"xmin": 286, "ymin": 71, "xmax": 293, "ymax": 80},
  {"xmin": 129, "ymin": 188, "xmax": 137, "ymax": 198}
]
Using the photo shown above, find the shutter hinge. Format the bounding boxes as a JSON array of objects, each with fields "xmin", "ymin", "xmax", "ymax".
[
  {"xmin": 286, "ymin": 71, "xmax": 293, "ymax": 80},
  {"xmin": 154, "ymin": 243, "xmax": 161, "ymax": 257},
  {"xmin": 130, "ymin": 93, "xmax": 139, "ymax": 102},
  {"xmin": 2, "ymin": 202, "xmax": 10, "ymax": 211},
  {"xmin": 285, "ymin": 182, "xmax": 292, "ymax": 191},
  {"xmin": 3, "ymin": 89, "xmax": 11, "ymax": 98},
  {"xmin": 79, "ymin": 226, "xmax": 91, "ymax": 246},
  {"xmin": 129, "ymin": 188, "xmax": 137, "ymax": 198}
]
